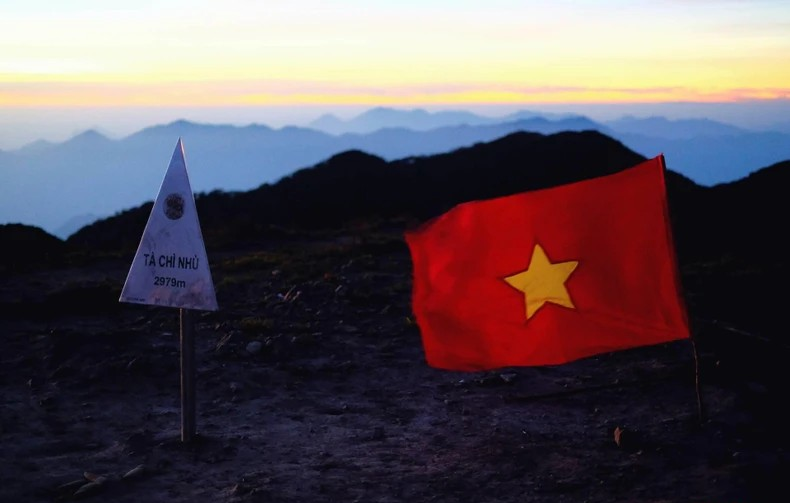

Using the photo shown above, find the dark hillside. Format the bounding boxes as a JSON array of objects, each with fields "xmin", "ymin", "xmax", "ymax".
[
  {"xmin": 69, "ymin": 131, "xmax": 654, "ymax": 251},
  {"xmin": 706, "ymin": 159, "xmax": 789, "ymax": 257},
  {"xmin": 676, "ymin": 160, "xmax": 790, "ymax": 334},
  {"xmin": 0, "ymin": 223, "xmax": 66, "ymax": 273},
  {"xmin": 231, "ymin": 130, "xmax": 650, "ymax": 229}
]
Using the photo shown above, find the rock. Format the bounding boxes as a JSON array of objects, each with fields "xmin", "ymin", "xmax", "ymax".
[
  {"xmin": 613, "ymin": 426, "xmax": 641, "ymax": 451},
  {"xmin": 72, "ymin": 481, "xmax": 105, "ymax": 499},
  {"xmin": 125, "ymin": 357, "xmax": 139, "ymax": 371},
  {"xmin": 475, "ymin": 373, "xmax": 510, "ymax": 387},
  {"xmin": 613, "ymin": 426, "xmax": 625, "ymax": 447},
  {"xmin": 499, "ymin": 372, "xmax": 517, "ymax": 383},
  {"xmin": 230, "ymin": 483, "xmax": 253, "ymax": 496},
  {"xmin": 72, "ymin": 475, "xmax": 107, "ymax": 499},
  {"xmin": 82, "ymin": 471, "xmax": 104, "ymax": 482},
  {"xmin": 246, "ymin": 341, "xmax": 263, "ymax": 355},
  {"xmin": 122, "ymin": 464, "xmax": 147, "ymax": 481},
  {"xmin": 215, "ymin": 332, "xmax": 233, "ymax": 352},
  {"xmin": 55, "ymin": 479, "xmax": 87, "ymax": 494}
]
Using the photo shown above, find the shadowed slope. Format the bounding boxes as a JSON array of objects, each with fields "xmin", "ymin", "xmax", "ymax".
[{"xmin": 69, "ymin": 131, "xmax": 655, "ymax": 251}]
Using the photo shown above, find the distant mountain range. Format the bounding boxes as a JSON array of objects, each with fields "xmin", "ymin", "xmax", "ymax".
[
  {"xmin": 1, "ymin": 107, "xmax": 788, "ymax": 238},
  {"xmin": 5, "ymin": 129, "xmax": 783, "ymax": 268},
  {"xmin": 307, "ymin": 107, "xmax": 574, "ymax": 134}
]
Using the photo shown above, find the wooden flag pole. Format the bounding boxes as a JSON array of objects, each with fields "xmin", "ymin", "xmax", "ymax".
[
  {"xmin": 690, "ymin": 335, "xmax": 706, "ymax": 426},
  {"xmin": 180, "ymin": 308, "xmax": 196, "ymax": 442}
]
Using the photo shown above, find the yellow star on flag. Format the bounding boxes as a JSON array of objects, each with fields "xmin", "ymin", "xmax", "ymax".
[{"xmin": 504, "ymin": 244, "xmax": 579, "ymax": 320}]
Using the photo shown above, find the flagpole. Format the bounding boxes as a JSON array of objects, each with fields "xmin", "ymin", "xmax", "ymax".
[
  {"xmin": 180, "ymin": 308, "xmax": 196, "ymax": 442},
  {"xmin": 690, "ymin": 334, "xmax": 705, "ymax": 426}
]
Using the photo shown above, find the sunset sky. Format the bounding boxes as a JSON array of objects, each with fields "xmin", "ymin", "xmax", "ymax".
[{"xmin": 1, "ymin": 0, "xmax": 789, "ymax": 146}]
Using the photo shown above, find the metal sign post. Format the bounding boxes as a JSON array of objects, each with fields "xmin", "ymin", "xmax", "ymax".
[{"xmin": 180, "ymin": 308, "xmax": 196, "ymax": 442}]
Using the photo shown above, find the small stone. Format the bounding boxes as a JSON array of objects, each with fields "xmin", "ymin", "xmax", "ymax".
[
  {"xmin": 230, "ymin": 483, "xmax": 252, "ymax": 496},
  {"xmin": 122, "ymin": 464, "xmax": 147, "ymax": 480},
  {"xmin": 613, "ymin": 426, "xmax": 641, "ymax": 451},
  {"xmin": 55, "ymin": 479, "xmax": 87, "ymax": 494},
  {"xmin": 83, "ymin": 471, "xmax": 104, "ymax": 482},
  {"xmin": 246, "ymin": 341, "xmax": 263, "ymax": 355},
  {"xmin": 73, "ymin": 481, "xmax": 105, "ymax": 499},
  {"xmin": 499, "ymin": 372, "xmax": 517, "ymax": 383},
  {"xmin": 613, "ymin": 426, "xmax": 625, "ymax": 447}
]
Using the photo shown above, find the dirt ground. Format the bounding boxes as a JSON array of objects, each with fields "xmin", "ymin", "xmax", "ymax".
[{"xmin": 1, "ymin": 234, "xmax": 787, "ymax": 502}]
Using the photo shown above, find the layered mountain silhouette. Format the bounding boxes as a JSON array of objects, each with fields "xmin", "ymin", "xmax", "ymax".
[
  {"xmin": 16, "ymin": 130, "xmax": 771, "ymax": 266},
  {"xmin": 2, "ymin": 108, "xmax": 789, "ymax": 237},
  {"xmin": 604, "ymin": 116, "xmax": 746, "ymax": 139},
  {"xmin": 308, "ymin": 107, "xmax": 574, "ymax": 134},
  {"xmin": 62, "ymin": 131, "xmax": 641, "ymax": 251}
]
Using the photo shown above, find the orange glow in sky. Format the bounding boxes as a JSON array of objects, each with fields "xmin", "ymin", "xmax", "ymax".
[{"xmin": 2, "ymin": 0, "xmax": 790, "ymax": 108}]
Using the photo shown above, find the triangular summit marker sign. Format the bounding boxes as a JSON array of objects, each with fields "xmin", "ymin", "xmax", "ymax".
[
  {"xmin": 120, "ymin": 138, "xmax": 217, "ymax": 442},
  {"xmin": 120, "ymin": 138, "xmax": 218, "ymax": 311}
]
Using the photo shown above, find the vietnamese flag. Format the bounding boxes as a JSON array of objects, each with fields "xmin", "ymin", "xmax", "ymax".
[{"xmin": 405, "ymin": 155, "xmax": 690, "ymax": 371}]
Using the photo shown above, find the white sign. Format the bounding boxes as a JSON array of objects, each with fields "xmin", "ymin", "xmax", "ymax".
[{"xmin": 119, "ymin": 138, "xmax": 218, "ymax": 311}]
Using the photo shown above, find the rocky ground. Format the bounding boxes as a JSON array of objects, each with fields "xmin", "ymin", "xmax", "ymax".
[{"xmin": 1, "ymin": 231, "xmax": 788, "ymax": 502}]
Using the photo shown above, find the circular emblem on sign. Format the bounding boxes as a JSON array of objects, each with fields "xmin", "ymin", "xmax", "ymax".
[{"xmin": 164, "ymin": 193, "xmax": 185, "ymax": 220}]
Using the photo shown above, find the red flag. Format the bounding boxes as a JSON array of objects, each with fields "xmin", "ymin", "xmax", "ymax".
[{"xmin": 405, "ymin": 155, "xmax": 689, "ymax": 371}]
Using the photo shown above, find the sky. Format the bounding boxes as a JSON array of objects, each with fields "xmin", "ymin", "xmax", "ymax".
[{"xmin": 1, "ymin": 0, "xmax": 789, "ymax": 148}]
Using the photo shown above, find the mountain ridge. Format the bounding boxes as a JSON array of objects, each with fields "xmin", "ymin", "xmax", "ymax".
[
  {"xmin": 58, "ymin": 129, "xmax": 780, "ymax": 270},
  {"xmin": 1, "ymin": 110, "xmax": 788, "ymax": 236}
]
